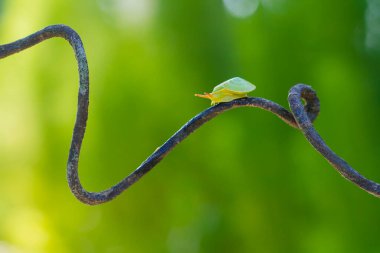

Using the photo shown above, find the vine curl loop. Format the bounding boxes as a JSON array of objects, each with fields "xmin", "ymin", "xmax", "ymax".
[{"xmin": 1, "ymin": 25, "xmax": 379, "ymax": 205}]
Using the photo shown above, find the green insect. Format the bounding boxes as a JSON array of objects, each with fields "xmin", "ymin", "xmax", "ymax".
[{"xmin": 195, "ymin": 77, "xmax": 256, "ymax": 105}]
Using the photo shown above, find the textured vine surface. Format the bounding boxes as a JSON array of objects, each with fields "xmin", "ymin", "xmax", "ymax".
[{"xmin": 1, "ymin": 25, "xmax": 379, "ymax": 205}]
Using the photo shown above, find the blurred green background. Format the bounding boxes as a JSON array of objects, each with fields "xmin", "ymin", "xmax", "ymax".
[{"xmin": 1, "ymin": 0, "xmax": 380, "ymax": 252}]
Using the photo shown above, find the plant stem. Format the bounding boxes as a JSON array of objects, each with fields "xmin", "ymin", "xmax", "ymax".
[{"xmin": 1, "ymin": 25, "xmax": 379, "ymax": 205}]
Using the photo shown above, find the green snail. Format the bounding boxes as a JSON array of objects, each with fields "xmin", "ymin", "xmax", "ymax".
[{"xmin": 195, "ymin": 77, "xmax": 256, "ymax": 105}]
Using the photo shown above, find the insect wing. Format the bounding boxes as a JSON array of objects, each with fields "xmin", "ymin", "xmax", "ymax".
[{"xmin": 212, "ymin": 77, "xmax": 256, "ymax": 94}]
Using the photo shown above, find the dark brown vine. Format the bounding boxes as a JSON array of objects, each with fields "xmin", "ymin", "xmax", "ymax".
[{"xmin": 1, "ymin": 25, "xmax": 379, "ymax": 205}]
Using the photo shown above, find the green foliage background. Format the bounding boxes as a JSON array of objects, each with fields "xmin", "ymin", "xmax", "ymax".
[{"xmin": 1, "ymin": 0, "xmax": 380, "ymax": 252}]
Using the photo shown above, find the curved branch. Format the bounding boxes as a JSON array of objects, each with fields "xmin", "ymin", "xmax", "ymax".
[
  {"xmin": 289, "ymin": 85, "xmax": 380, "ymax": 197},
  {"xmin": 0, "ymin": 25, "xmax": 378, "ymax": 205}
]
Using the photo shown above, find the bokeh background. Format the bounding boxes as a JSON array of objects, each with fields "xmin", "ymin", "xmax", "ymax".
[{"xmin": 1, "ymin": 0, "xmax": 380, "ymax": 252}]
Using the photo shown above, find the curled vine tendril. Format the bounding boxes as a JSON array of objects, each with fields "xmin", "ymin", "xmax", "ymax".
[{"xmin": 1, "ymin": 25, "xmax": 379, "ymax": 205}]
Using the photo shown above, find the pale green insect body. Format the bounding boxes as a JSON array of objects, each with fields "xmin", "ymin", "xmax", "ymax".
[
  {"xmin": 195, "ymin": 77, "xmax": 256, "ymax": 105},
  {"xmin": 212, "ymin": 77, "xmax": 255, "ymax": 93}
]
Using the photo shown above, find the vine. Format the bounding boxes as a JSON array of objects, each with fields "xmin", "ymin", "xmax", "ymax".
[{"xmin": 1, "ymin": 25, "xmax": 378, "ymax": 205}]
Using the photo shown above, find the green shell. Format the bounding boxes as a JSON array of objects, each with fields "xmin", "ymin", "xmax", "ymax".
[
  {"xmin": 212, "ymin": 77, "xmax": 256, "ymax": 94},
  {"xmin": 195, "ymin": 77, "xmax": 256, "ymax": 105}
]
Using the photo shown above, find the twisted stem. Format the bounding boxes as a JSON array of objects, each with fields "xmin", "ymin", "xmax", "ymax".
[{"xmin": 1, "ymin": 25, "xmax": 379, "ymax": 205}]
